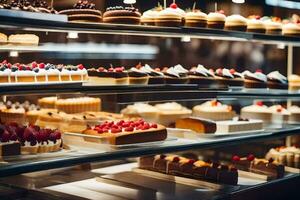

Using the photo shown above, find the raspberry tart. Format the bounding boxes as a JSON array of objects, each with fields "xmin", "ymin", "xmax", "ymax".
[{"xmin": 87, "ymin": 67, "xmax": 128, "ymax": 85}]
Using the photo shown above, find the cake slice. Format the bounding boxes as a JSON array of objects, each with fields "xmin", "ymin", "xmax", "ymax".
[
  {"xmin": 175, "ymin": 117, "xmax": 216, "ymax": 133},
  {"xmin": 216, "ymin": 118, "xmax": 263, "ymax": 133}
]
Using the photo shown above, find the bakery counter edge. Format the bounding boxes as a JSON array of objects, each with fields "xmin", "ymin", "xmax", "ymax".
[
  {"xmin": 0, "ymin": 125, "xmax": 299, "ymax": 178},
  {"xmin": 0, "ymin": 15, "xmax": 299, "ymax": 44}
]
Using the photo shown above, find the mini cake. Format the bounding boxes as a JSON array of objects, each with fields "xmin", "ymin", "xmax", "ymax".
[
  {"xmin": 288, "ymin": 74, "xmax": 300, "ymax": 91},
  {"xmin": 266, "ymin": 146, "xmax": 300, "ymax": 168},
  {"xmin": 175, "ymin": 117, "xmax": 217, "ymax": 134},
  {"xmin": 55, "ymin": 97, "xmax": 101, "ymax": 114},
  {"xmin": 139, "ymin": 155, "xmax": 238, "ymax": 185},
  {"xmin": 0, "ymin": 103, "xmax": 25, "ymax": 124},
  {"xmin": 0, "ymin": 33, "xmax": 7, "ymax": 44},
  {"xmin": 214, "ymin": 68, "xmax": 242, "ymax": 87},
  {"xmin": 128, "ymin": 67, "xmax": 149, "ymax": 85},
  {"xmin": 241, "ymin": 101, "xmax": 272, "ymax": 124},
  {"xmin": 8, "ymin": 34, "xmax": 39, "ymax": 46},
  {"xmin": 156, "ymin": 3, "xmax": 185, "ymax": 27},
  {"xmin": 288, "ymin": 105, "xmax": 300, "ymax": 123},
  {"xmin": 163, "ymin": 65, "xmax": 189, "ymax": 84},
  {"xmin": 216, "ymin": 117, "xmax": 263, "ymax": 133},
  {"xmin": 261, "ymin": 17, "xmax": 282, "ymax": 35},
  {"xmin": 243, "ymin": 70, "xmax": 267, "ymax": 88},
  {"xmin": 269, "ymin": 105, "xmax": 290, "ymax": 126},
  {"xmin": 282, "ymin": 23, "xmax": 300, "ymax": 36},
  {"xmin": 225, "ymin": 15, "xmax": 248, "ymax": 32},
  {"xmin": 0, "ymin": 63, "xmax": 11, "ymax": 83},
  {"xmin": 88, "ymin": 67, "xmax": 128, "ymax": 85},
  {"xmin": 192, "ymin": 100, "xmax": 236, "ymax": 121},
  {"xmin": 155, "ymin": 102, "xmax": 192, "ymax": 127},
  {"xmin": 141, "ymin": 6, "xmax": 162, "ymax": 25},
  {"xmin": 229, "ymin": 68, "xmax": 244, "ymax": 86},
  {"xmin": 232, "ymin": 154, "xmax": 284, "ymax": 179},
  {"xmin": 15, "ymin": 66, "xmax": 36, "ymax": 82},
  {"xmin": 246, "ymin": 16, "xmax": 266, "ymax": 33},
  {"xmin": 121, "ymin": 103, "xmax": 159, "ymax": 123},
  {"xmin": 45, "ymin": 63, "xmax": 60, "ymax": 82},
  {"xmin": 140, "ymin": 64, "xmax": 165, "ymax": 84},
  {"xmin": 82, "ymin": 119, "xmax": 167, "ymax": 145},
  {"xmin": 59, "ymin": 0, "xmax": 102, "ymax": 23},
  {"xmin": 188, "ymin": 64, "xmax": 215, "ymax": 85},
  {"xmin": 185, "ymin": 10, "xmax": 207, "ymax": 27},
  {"xmin": 267, "ymin": 71, "xmax": 288, "ymax": 90},
  {"xmin": 103, "ymin": 6, "xmax": 141, "ymax": 24},
  {"xmin": 207, "ymin": 11, "xmax": 226, "ymax": 29},
  {"xmin": 38, "ymin": 96, "xmax": 57, "ymax": 109}
]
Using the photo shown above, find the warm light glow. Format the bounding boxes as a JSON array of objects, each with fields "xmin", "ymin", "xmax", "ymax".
[
  {"xmin": 67, "ymin": 32, "xmax": 78, "ymax": 39},
  {"xmin": 181, "ymin": 36, "xmax": 191, "ymax": 42},
  {"xmin": 123, "ymin": 0, "xmax": 136, "ymax": 4},
  {"xmin": 232, "ymin": 0, "xmax": 245, "ymax": 3},
  {"xmin": 9, "ymin": 51, "xmax": 18, "ymax": 57}
]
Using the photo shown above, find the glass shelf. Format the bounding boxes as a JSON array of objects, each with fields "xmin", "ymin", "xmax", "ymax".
[
  {"xmin": 0, "ymin": 13, "xmax": 299, "ymax": 46},
  {"xmin": 0, "ymin": 125, "xmax": 299, "ymax": 177}
]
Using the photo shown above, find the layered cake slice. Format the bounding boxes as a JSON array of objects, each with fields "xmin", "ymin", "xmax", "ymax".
[
  {"xmin": 232, "ymin": 154, "xmax": 284, "ymax": 179},
  {"xmin": 82, "ymin": 119, "xmax": 167, "ymax": 145},
  {"xmin": 138, "ymin": 154, "xmax": 238, "ymax": 185},
  {"xmin": 216, "ymin": 117, "xmax": 263, "ymax": 133},
  {"xmin": 87, "ymin": 67, "xmax": 128, "ymax": 85},
  {"xmin": 175, "ymin": 117, "xmax": 217, "ymax": 133}
]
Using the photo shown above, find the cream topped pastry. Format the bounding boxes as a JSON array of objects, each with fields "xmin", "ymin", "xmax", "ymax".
[
  {"xmin": 185, "ymin": 10, "xmax": 207, "ymax": 27},
  {"xmin": 225, "ymin": 14, "xmax": 248, "ymax": 31},
  {"xmin": 190, "ymin": 64, "xmax": 214, "ymax": 77},
  {"xmin": 243, "ymin": 70, "xmax": 267, "ymax": 88},
  {"xmin": 174, "ymin": 64, "xmax": 188, "ymax": 74},
  {"xmin": 163, "ymin": 66, "xmax": 188, "ymax": 84},
  {"xmin": 141, "ymin": 6, "xmax": 162, "ymax": 25},
  {"xmin": 241, "ymin": 101, "xmax": 271, "ymax": 113},
  {"xmin": 194, "ymin": 100, "xmax": 232, "ymax": 112},
  {"xmin": 128, "ymin": 66, "xmax": 149, "ymax": 85},
  {"xmin": 261, "ymin": 17, "xmax": 282, "ymax": 35},
  {"xmin": 207, "ymin": 11, "xmax": 226, "ymax": 29},
  {"xmin": 282, "ymin": 23, "xmax": 300, "ymax": 36},
  {"xmin": 156, "ymin": 3, "xmax": 185, "ymax": 26},
  {"xmin": 269, "ymin": 105, "xmax": 291, "ymax": 115},
  {"xmin": 140, "ymin": 64, "xmax": 165, "ymax": 84},
  {"xmin": 247, "ymin": 18, "xmax": 266, "ymax": 33},
  {"xmin": 0, "ymin": 65, "xmax": 11, "ymax": 83},
  {"xmin": 267, "ymin": 71, "xmax": 288, "ymax": 90}
]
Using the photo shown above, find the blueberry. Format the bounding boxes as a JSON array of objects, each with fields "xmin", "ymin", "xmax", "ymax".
[
  {"xmin": 11, "ymin": 66, "xmax": 18, "ymax": 72},
  {"xmin": 33, "ymin": 68, "xmax": 39, "ymax": 73},
  {"xmin": 0, "ymin": 66, "xmax": 5, "ymax": 71}
]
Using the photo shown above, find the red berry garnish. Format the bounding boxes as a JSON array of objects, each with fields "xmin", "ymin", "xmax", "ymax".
[
  {"xmin": 39, "ymin": 63, "xmax": 45, "ymax": 69},
  {"xmin": 125, "ymin": 126, "xmax": 134, "ymax": 132},
  {"xmin": 256, "ymin": 69, "xmax": 262, "ymax": 73},
  {"xmin": 78, "ymin": 64, "xmax": 84, "ymax": 70},
  {"xmin": 115, "ymin": 67, "xmax": 123, "ymax": 72},
  {"xmin": 277, "ymin": 108, "xmax": 282, "ymax": 112},
  {"xmin": 2, "ymin": 60, "xmax": 7, "ymax": 64},
  {"xmin": 31, "ymin": 62, "xmax": 38, "ymax": 68},
  {"xmin": 155, "ymin": 68, "xmax": 161, "ymax": 72},
  {"xmin": 247, "ymin": 154, "xmax": 255, "ymax": 161},
  {"xmin": 142, "ymin": 123, "xmax": 150, "ymax": 130},
  {"xmin": 188, "ymin": 159, "xmax": 196, "ymax": 165},
  {"xmin": 108, "ymin": 67, "xmax": 114, "ymax": 72},
  {"xmin": 173, "ymin": 156, "xmax": 180, "ymax": 162},
  {"xmin": 218, "ymin": 10, "xmax": 224, "ymax": 14},
  {"xmin": 170, "ymin": 3, "xmax": 177, "ymax": 9},
  {"xmin": 256, "ymin": 101, "xmax": 263, "ymax": 106},
  {"xmin": 111, "ymin": 128, "xmax": 121, "ymax": 133},
  {"xmin": 151, "ymin": 124, "xmax": 158, "ymax": 128},
  {"xmin": 7, "ymin": 63, "xmax": 12, "ymax": 68},
  {"xmin": 232, "ymin": 155, "xmax": 240, "ymax": 162},
  {"xmin": 1, "ymin": 130, "xmax": 10, "ymax": 142},
  {"xmin": 98, "ymin": 67, "xmax": 105, "ymax": 72},
  {"xmin": 122, "ymin": 122, "xmax": 130, "ymax": 127},
  {"xmin": 102, "ymin": 128, "xmax": 109, "ymax": 132},
  {"xmin": 230, "ymin": 167, "xmax": 238, "ymax": 172},
  {"xmin": 229, "ymin": 69, "xmax": 236, "ymax": 74},
  {"xmin": 26, "ymin": 66, "xmax": 31, "ymax": 71},
  {"xmin": 97, "ymin": 129, "xmax": 103, "ymax": 134}
]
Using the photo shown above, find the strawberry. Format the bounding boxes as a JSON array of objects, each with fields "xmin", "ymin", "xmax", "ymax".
[
  {"xmin": 170, "ymin": 3, "xmax": 177, "ymax": 9},
  {"xmin": 247, "ymin": 154, "xmax": 255, "ymax": 161},
  {"xmin": 232, "ymin": 155, "xmax": 240, "ymax": 161},
  {"xmin": 173, "ymin": 156, "xmax": 180, "ymax": 162},
  {"xmin": 39, "ymin": 63, "xmax": 45, "ymax": 69}
]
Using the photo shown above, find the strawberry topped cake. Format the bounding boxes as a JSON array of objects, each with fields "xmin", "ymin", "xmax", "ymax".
[
  {"xmin": 0, "ymin": 122, "xmax": 62, "ymax": 154},
  {"xmin": 82, "ymin": 119, "xmax": 167, "ymax": 145},
  {"xmin": 156, "ymin": 2, "xmax": 185, "ymax": 26}
]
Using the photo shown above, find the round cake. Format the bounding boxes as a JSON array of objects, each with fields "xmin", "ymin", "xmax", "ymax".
[
  {"xmin": 141, "ymin": 7, "xmax": 162, "ymax": 25},
  {"xmin": 103, "ymin": 6, "xmax": 141, "ymax": 24},
  {"xmin": 59, "ymin": 0, "xmax": 102, "ymax": 23},
  {"xmin": 156, "ymin": 3, "xmax": 185, "ymax": 27},
  {"xmin": 282, "ymin": 23, "xmax": 300, "ymax": 37},
  {"xmin": 55, "ymin": 97, "xmax": 101, "ymax": 114},
  {"xmin": 225, "ymin": 15, "xmax": 247, "ymax": 32},
  {"xmin": 185, "ymin": 10, "xmax": 207, "ymax": 28},
  {"xmin": 247, "ymin": 19, "xmax": 266, "ymax": 33},
  {"xmin": 207, "ymin": 12, "xmax": 226, "ymax": 29}
]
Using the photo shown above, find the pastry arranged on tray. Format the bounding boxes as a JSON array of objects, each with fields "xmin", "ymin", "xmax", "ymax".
[
  {"xmin": 82, "ymin": 119, "xmax": 167, "ymax": 145},
  {"xmin": 232, "ymin": 154, "xmax": 284, "ymax": 179},
  {"xmin": 0, "ymin": 122, "xmax": 62, "ymax": 156},
  {"xmin": 266, "ymin": 146, "xmax": 300, "ymax": 169},
  {"xmin": 138, "ymin": 154, "xmax": 238, "ymax": 185},
  {"xmin": 0, "ymin": 60, "xmax": 88, "ymax": 84}
]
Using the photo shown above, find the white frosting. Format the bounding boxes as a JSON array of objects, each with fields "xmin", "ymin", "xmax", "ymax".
[
  {"xmin": 130, "ymin": 67, "xmax": 147, "ymax": 74},
  {"xmin": 288, "ymin": 105, "xmax": 300, "ymax": 113},
  {"xmin": 166, "ymin": 67, "xmax": 180, "ymax": 78},
  {"xmin": 185, "ymin": 11, "xmax": 207, "ymax": 20},
  {"xmin": 158, "ymin": 7, "xmax": 185, "ymax": 18},
  {"xmin": 243, "ymin": 70, "xmax": 267, "ymax": 82},
  {"xmin": 264, "ymin": 21, "xmax": 282, "ymax": 30},
  {"xmin": 225, "ymin": 15, "xmax": 247, "ymax": 25},
  {"xmin": 283, "ymin": 23, "xmax": 300, "ymax": 34},
  {"xmin": 269, "ymin": 105, "xmax": 291, "ymax": 115},
  {"xmin": 24, "ymin": 141, "xmax": 39, "ymax": 148},
  {"xmin": 174, "ymin": 64, "xmax": 188, "ymax": 73},
  {"xmin": 216, "ymin": 68, "xmax": 234, "ymax": 78},
  {"xmin": 194, "ymin": 100, "xmax": 232, "ymax": 112},
  {"xmin": 155, "ymin": 102, "xmax": 187, "ymax": 111},
  {"xmin": 142, "ymin": 9, "xmax": 160, "ymax": 19},
  {"xmin": 140, "ymin": 64, "xmax": 164, "ymax": 76},
  {"xmin": 247, "ymin": 19, "xmax": 266, "ymax": 29},
  {"xmin": 121, "ymin": 103, "xmax": 159, "ymax": 114},
  {"xmin": 208, "ymin": 12, "xmax": 226, "ymax": 21},
  {"xmin": 241, "ymin": 104, "xmax": 271, "ymax": 113},
  {"xmin": 191, "ymin": 64, "xmax": 214, "ymax": 77},
  {"xmin": 267, "ymin": 71, "xmax": 287, "ymax": 84},
  {"xmin": 46, "ymin": 68, "xmax": 60, "ymax": 75}
]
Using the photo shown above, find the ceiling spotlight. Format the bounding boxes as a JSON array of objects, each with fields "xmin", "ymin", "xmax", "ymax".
[
  {"xmin": 232, "ymin": 0, "xmax": 245, "ymax": 3},
  {"xmin": 123, "ymin": 0, "xmax": 136, "ymax": 4},
  {"xmin": 9, "ymin": 51, "xmax": 19, "ymax": 57}
]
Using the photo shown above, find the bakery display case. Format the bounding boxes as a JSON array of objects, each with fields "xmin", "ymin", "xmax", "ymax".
[{"xmin": 0, "ymin": 0, "xmax": 300, "ymax": 200}]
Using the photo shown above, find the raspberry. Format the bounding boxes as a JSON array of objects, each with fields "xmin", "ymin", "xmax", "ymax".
[
  {"xmin": 232, "ymin": 155, "xmax": 240, "ymax": 162},
  {"xmin": 125, "ymin": 126, "xmax": 134, "ymax": 132},
  {"xmin": 111, "ymin": 128, "xmax": 122, "ymax": 133},
  {"xmin": 170, "ymin": 3, "xmax": 177, "ymax": 9},
  {"xmin": 173, "ymin": 157, "xmax": 180, "ymax": 162},
  {"xmin": 247, "ymin": 154, "xmax": 255, "ymax": 161},
  {"xmin": 151, "ymin": 124, "xmax": 158, "ymax": 128},
  {"xmin": 39, "ymin": 63, "xmax": 45, "ymax": 69}
]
